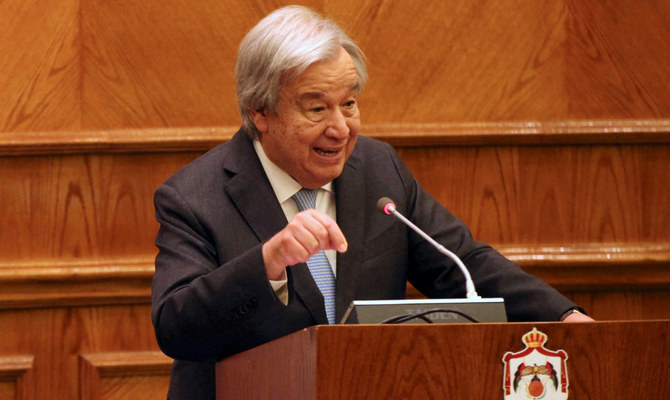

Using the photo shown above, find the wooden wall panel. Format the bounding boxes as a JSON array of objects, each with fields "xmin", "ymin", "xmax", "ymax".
[
  {"xmin": 2, "ymin": 1, "xmax": 670, "ymax": 132},
  {"xmin": 331, "ymin": 0, "xmax": 670, "ymax": 123},
  {"xmin": 80, "ymin": 0, "xmax": 237, "ymax": 129},
  {"xmin": 0, "ymin": 152, "xmax": 199, "ymax": 260},
  {"xmin": 80, "ymin": 352, "xmax": 172, "ymax": 400},
  {"xmin": 0, "ymin": 0, "xmax": 80, "ymax": 132},
  {"xmin": 0, "ymin": 0, "xmax": 669, "ymax": 397},
  {"xmin": 0, "ymin": 306, "xmax": 161, "ymax": 399},
  {"xmin": 0, "ymin": 356, "xmax": 34, "ymax": 400},
  {"xmin": 332, "ymin": 0, "xmax": 570, "ymax": 122},
  {"xmin": 79, "ymin": 0, "xmax": 321, "ymax": 130},
  {"xmin": 567, "ymin": 0, "xmax": 670, "ymax": 118},
  {"xmin": 566, "ymin": 290, "xmax": 670, "ymax": 321},
  {"xmin": 398, "ymin": 143, "xmax": 670, "ymax": 244},
  {"xmin": 1, "ymin": 127, "xmax": 667, "ymax": 315}
]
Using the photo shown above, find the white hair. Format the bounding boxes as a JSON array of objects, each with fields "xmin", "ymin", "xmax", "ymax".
[{"xmin": 236, "ymin": 5, "xmax": 367, "ymax": 138}]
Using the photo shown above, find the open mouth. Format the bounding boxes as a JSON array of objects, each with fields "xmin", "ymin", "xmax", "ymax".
[{"xmin": 313, "ymin": 147, "xmax": 341, "ymax": 157}]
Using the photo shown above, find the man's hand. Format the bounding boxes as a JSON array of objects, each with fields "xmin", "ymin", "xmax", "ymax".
[{"xmin": 262, "ymin": 209, "xmax": 348, "ymax": 280}]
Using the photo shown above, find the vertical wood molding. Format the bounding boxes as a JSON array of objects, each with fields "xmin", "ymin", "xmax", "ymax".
[
  {"xmin": 79, "ymin": 351, "xmax": 172, "ymax": 400},
  {"xmin": 0, "ymin": 356, "xmax": 35, "ymax": 400}
]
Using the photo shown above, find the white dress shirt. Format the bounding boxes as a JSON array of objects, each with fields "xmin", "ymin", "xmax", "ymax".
[{"xmin": 253, "ymin": 140, "xmax": 338, "ymax": 303}]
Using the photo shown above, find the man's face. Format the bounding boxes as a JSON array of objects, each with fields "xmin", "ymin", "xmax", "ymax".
[{"xmin": 252, "ymin": 47, "xmax": 361, "ymax": 189}]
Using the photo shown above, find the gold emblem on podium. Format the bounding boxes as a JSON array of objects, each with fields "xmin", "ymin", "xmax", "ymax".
[{"xmin": 502, "ymin": 328, "xmax": 569, "ymax": 399}]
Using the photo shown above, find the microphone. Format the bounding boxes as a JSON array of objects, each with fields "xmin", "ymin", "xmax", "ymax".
[{"xmin": 377, "ymin": 197, "xmax": 481, "ymax": 299}]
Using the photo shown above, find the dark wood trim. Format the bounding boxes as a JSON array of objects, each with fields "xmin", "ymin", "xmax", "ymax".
[
  {"xmin": 1, "ymin": 242, "xmax": 668, "ymax": 308},
  {"xmin": 366, "ymin": 119, "xmax": 670, "ymax": 146},
  {"xmin": 79, "ymin": 351, "xmax": 173, "ymax": 377},
  {"xmin": 79, "ymin": 351, "xmax": 172, "ymax": 400},
  {"xmin": 498, "ymin": 243, "xmax": 670, "ymax": 291},
  {"xmin": 1, "ymin": 120, "xmax": 669, "ymax": 155},
  {"xmin": 0, "ymin": 355, "xmax": 34, "ymax": 400},
  {"xmin": 0, "ymin": 258, "xmax": 153, "ymax": 309},
  {"xmin": 0, "ymin": 126, "xmax": 237, "ymax": 156},
  {"xmin": 0, "ymin": 355, "xmax": 34, "ymax": 380}
]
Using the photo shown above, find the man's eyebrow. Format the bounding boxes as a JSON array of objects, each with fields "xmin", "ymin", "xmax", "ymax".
[
  {"xmin": 298, "ymin": 82, "xmax": 362, "ymax": 102},
  {"xmin": 298, "ymin": 92, "xmax": 325, "ymax": 101}
]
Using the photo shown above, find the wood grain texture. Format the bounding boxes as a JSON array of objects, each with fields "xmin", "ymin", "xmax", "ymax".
[
  {"xmin": 398, "ymin": 143, "xmax": 670, "ymax": 245},
  {"xmin": 79, "ymin": 351, "xmax": 172, "ymax": 400},
  {"xmin": 330, "ymin": 0, "xmax": 569, "ymax": 122},
  {"xmin": 403, "ymin": 285, "xmax": 670, "ymax": 322},
  {"xmin": 218, "ymin": 322, "xmax": 670, "ymax": 399},
  {"xmin": 2, "ymin": 0, "xmax": 670, "ymax": 131},
  {"xmin": 0, "ymin": 258, "xmax": 153, "ymax": 309},
  {"xmin": 79, "ymin": 0, "xmax": 321, "ymax": 130},
  {"xmin": 1, "ymin": 241, "xmax": 669, "ymax": 312},
  {"xmin": 81, "ymin": 0, "xmax": 231, "ymax": 129},
  {"xmin": 0, "ymin": 306, "xmax": 159, "ymax": 399},
  {"xmin": 567, "ymin": 0, "xmax": 670, "ymax": 118},
  {"xmin": 0, "ymin": 0, "xmax": 669, "ymax": 397},
  {"xmin": 565, "ymin": 290, "xmax": 670, "ymax": 321},
  {"xmin": 0, "ymin": 130, "xmax": 668, "ymax": 315},
  {"xmin": 0, "ymin": 356, "xmax": 34, "ymax": 400},
  {"xmin": 0, "ymin": 126, "xmax": 238, "ymax": 156},
  {"xmin": 334, "ymin": 0, "xmax": 670, "ymax": 123},
  {"xmin": 216, "ymin": 326, "xmax": 318, "ymax": 400},
  {"xmin": 0, "ymin": 152, "xmax": 199, "ymax": 260},
  {"xmin": 0, "ymin": 0, "xmax": 80, "ymax": 132},
  {"xmin": 1, "ymin": 121, "xmax": 670, "ymax": 156}
]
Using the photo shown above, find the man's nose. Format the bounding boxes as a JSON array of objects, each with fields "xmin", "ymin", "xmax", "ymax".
[{"xmin": 325, "ymin": 108, "xmax": 349, "ymax": 138}]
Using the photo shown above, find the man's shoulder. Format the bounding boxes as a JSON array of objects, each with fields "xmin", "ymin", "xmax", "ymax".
[
  {"xmin": 351, "ymin": 135, "xmax": 400, "ymax": 169},
  {"xmin": 354, "ymin": 135, "xmax": 389, "ymax": 151},
  {"xmin": 159, "ymin": 128, "xmax": 252, "ymax": 191},
  {"xmin": 352, "ymin": 135, "xmax": 395, "ymax": 160}
]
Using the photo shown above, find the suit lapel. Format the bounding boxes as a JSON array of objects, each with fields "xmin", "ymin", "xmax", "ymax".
[
  {"xmin": 333, "ymin": 152, "xmax": 365, "ymax": 323},
  {"xmin": 289, "ymin": 264, "xmax": 329, "ymax": 324},
  {"xmin": 222, "ymin": 130, "xmax": 329, "ymax": 324},
  {"xmin": 222, "ymin": 132, "xmax": 287, "ymax": 242}
]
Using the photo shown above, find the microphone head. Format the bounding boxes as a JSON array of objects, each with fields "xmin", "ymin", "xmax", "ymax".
[{"xmin": 377, "ymin": 197, "xmax": 396, "ymax": 215}]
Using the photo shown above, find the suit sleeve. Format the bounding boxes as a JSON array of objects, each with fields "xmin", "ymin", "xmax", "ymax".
[
  {"xmin": 151, "ymin": 183, "xmax": 286, "ymax": 361},
  {"xmin": 383, "ymin": 143, "xmax": 578, "ymax": 321}
]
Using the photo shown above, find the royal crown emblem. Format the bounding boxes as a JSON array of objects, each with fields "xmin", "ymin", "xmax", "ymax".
[{"xmin": 502, "ymin": 328, "xmax": 569, "ymax": 399}]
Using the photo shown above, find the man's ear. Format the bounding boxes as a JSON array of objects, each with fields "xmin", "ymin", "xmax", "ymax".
[{"xmin": 249, "ymin": 109, "xmax": 269, "ymax": 134}]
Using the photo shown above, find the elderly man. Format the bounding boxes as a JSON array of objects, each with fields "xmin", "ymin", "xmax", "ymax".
[{"xmin": 151, "ymin": 5, "xmax": 591, "ymax": 399}]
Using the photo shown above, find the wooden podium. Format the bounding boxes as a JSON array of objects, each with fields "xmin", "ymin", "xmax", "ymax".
[{"xmin": 216, "ymin": 320, "xmax": 670, "ymax": 399}]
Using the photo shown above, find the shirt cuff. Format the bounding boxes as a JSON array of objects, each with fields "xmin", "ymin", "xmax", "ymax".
[
  {"xmin": 559, "ymin": 307, "xmax": 586, "ymax": 321},
  {"xmin": 269, "ymin": 270, "xmax": 288, "ymax": 306}
]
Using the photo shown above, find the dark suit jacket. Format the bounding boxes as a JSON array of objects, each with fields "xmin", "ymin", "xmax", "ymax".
[{"xmin": 151, "ymin": 128, "xmax": 577, "ymax": 399}]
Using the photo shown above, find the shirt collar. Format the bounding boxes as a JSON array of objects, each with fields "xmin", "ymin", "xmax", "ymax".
[{"xmin": 253, "ymin": 139, "xmax": 333, "ymax": 204}]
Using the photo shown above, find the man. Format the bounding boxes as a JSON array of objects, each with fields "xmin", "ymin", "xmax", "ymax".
[{"xmin": 151, "ymin": 5, "xmax": 592, "ymax": 399}]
